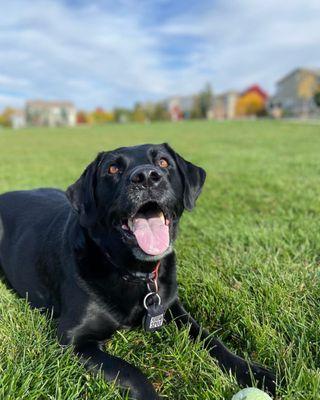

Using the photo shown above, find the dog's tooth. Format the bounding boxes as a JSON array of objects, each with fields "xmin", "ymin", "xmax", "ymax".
[
  {"xmin": 128, "ymin": 219, "xmax": 134, "ymax": 231},
  {"xmin": 160, "ymin": 212, "xmax": 165, "ymax": 223},
  {"xmin": 122, "ymin": 224, "xmax": 129, "ymax": 230}
]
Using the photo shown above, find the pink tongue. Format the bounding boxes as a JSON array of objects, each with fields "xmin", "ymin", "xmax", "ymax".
[{"xmin": 132, "ymin": 215, "xmax": 169, "ymax": 256}]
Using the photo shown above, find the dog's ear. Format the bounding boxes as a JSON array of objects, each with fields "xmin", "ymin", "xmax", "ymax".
[
  {"xmin": 66, "ymin": 153, "xmax": 104, "ymax": 227},
  {"xmin": 164, "ymin": 143, "xmax": 206, "ymax": 211}
]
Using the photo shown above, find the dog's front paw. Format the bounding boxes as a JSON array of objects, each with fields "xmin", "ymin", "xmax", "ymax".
[{"xmin": 238, "ymin": 361, "xmax": 276, "ymax": 397}]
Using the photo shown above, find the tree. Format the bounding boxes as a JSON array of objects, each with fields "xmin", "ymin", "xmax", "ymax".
[
  {"xmin": 148, "ymin": 102, "xmax": 170, "ymax": 122},
  {"xmin": 199, "ymin": 83, "xmax": 213, "ymax": 117},
  {"xmin": 190, "ymin": 95, "xmax": 202, "ymax": 119},
  {"xmin": 236, "ymin": 92, "xmax": 266, "ymax": 117},
  {"xmin": 314, "ymin": 91, "xmax": 320, "ymax": 108},
  {"xmin": 132, "ymin": 103, "xmax": 147, "ymax": 123},
  {"xmin": 298, "ymin": 74, "xmax": 317, "ymax": 99},
  {"xmin": 90, "ymin": 107, "xmax": 114, "ymax": 124},
  {"xmin": 0, "ymin": 107, "xmax": 14, "ymax": 127},
  {"xmin": 77, "ymin": 110, "xmax": 89, "ymax": 124},
  {"xmin": 113, "ymin": 108, "xmax": 132, "ymax": 123},
  {"xmin": 190, "ymin": 83, "xmax": 213, "ymax": 119}
]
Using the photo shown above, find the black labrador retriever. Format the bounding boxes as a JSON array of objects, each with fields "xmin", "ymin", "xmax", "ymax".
[{"xmin": 0, "ymin": 143, "xmax": 275, "ymax": 399}]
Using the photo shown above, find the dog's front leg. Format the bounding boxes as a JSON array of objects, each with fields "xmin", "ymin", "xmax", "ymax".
[
  {"xmin": 167, "ymin": 299, "xmax": 276, "ymax": 396},
  {"xmin": 75, "ymin": 342, "xmax": 160, "ymax": 400}
]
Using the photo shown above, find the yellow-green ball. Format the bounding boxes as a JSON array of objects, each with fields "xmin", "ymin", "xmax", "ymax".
[{"xmin": 232, "ymin": 388, "xmax": 273, "ymax": 400}]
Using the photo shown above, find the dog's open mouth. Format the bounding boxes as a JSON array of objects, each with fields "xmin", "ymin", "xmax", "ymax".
[{"xmin": 121, "ymin": 202, "xmax": 170, "ymax": 256}]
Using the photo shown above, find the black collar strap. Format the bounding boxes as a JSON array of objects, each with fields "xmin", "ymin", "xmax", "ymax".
[
  {"xmin": 122, "ymin": 269, "xmax": 156, "ymax": 283},
  {"xmin": 104, "ymin": 251, "xmax": 160, "ymax": 286},
  {"xmin": 123, "ymin": 260, "xmax": 160, "ymax": 289}
]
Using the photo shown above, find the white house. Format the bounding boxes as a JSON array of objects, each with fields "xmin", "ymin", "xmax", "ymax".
[
  {"xmin": 10, "ymin": 109, "xmax": 26, "ymax": 129},
  {"xmin": 269, "ymin": 68, "xmax": 320, "ymax": 117},
  {"xmin": 25, "ymin": 100, "xmax": 77, "ymax": 127}
]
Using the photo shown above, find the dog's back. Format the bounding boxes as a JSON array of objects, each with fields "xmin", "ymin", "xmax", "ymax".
[{"xmin": 0, "ymin": 188, "xmax": 69, "ymax": 309}]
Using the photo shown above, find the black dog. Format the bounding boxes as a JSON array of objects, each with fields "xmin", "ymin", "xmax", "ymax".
[{"xmin": 0, "ymin": 143, "xmax": 275, "ymax": 399}]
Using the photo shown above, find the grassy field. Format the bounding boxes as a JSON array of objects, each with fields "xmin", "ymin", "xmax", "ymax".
[{"xmin": 1, "ymin": 120, "xmax": 320, "ymax": 400}]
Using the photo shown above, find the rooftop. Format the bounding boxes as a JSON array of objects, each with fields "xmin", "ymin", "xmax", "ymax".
[
  {"xmin": 26, "ymin": 100, "xmax": 75, "ymax": 108},
  {"xmin": 277, "ymin": 68, "xmax": 320, "ymax": 84}
]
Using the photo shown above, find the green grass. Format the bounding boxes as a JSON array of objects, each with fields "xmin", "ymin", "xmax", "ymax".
[{"xmin": 1, "ymin": 120, "xmax": 320, "ymax": 399}]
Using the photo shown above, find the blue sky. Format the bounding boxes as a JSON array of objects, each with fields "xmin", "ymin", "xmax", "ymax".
[{"xmin": 1, "ymin": 0, "xmax": 320, "ymax": 111}]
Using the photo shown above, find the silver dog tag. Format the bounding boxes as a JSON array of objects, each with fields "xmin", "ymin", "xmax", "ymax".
[{"xmin": 143, "ymin": 303, "xmax": 165, "ymax": 332}]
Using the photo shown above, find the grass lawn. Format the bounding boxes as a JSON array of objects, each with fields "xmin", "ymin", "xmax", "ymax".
[{"xmin": 1, "ymin": 120, "xmax": 320, "ymax": 399}]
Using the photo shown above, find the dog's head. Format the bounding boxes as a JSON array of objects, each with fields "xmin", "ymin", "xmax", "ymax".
[{"xmin": 66, "ymin": 143, "xmax": 206, "ymax": 265}]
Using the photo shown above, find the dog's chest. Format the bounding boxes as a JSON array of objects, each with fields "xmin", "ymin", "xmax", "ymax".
[
  {"xmin": 104, "ymin": 288, "xmax": 151, "ymax": 329},
  {"xmin": 81, "ymin": 269, "xmax": 176, "ymax": 337},
  {"xmin": 96, "ymin": 282, "xmax": 170, "ymax": 330},
  {"xmin": 82, "ymin": 299, "xmax": 144, "ymax": 334}
]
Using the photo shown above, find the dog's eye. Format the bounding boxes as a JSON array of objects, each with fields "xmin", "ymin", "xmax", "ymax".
[
  {"xmin": 158, "ymin": 158, "xmax": 169, "ymax": 168},
  {"xmin": 108, "ymin": 164, "xmax": 119, "ymax": 174}
]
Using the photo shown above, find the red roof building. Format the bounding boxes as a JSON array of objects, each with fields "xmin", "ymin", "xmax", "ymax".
[{"xmin": 242, "ymin": 85, "xmax": 268, "ymax": 100}]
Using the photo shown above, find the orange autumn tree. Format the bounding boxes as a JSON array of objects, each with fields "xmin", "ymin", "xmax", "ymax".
[
  {"xmin": 90, "ymin": 107, "xmax": 114, "ymax": 124},
  {"xmin": 0, "ymin": 107, "xmax": 15, "ymax": 127},
  {"xmin": 236, "ymin": 85, "xmax": 268, "ymax": 117}
]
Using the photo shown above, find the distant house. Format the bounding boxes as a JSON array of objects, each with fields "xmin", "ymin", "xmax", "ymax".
[
  {"xmin": 208, "ymin": 91, "xmax": 239, "ymax": 120},
  {"xmin": 10, "ymin": 109, "xmax": 26, "ymax": 129},
  {"xmin": 26, "ymin": 100, "xmax": 77, "ymax": 127},
  {"xmin": 241, "ymin": 85, "xmax": 268, "ymax": 101},
  {"xmin": 164, "ymin": 95, "xmax": 194, "ymax": 120},
  {"xmin": 269, "ymin": 68, "xmax": 320, "ymax": 117},
  {"xmin": 235, "ymin": 85, "xmax": 268, "ymax": 117}
]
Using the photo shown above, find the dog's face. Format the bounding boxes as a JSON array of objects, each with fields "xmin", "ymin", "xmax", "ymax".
[{"xmin": 67, "ymin": 143, "xmax": 205, "ymax": 265}]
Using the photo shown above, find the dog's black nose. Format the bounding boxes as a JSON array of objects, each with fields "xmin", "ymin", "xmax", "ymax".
[{"xmin": 130, "ymin": 166, "xmax": 163, "ymax": 187}]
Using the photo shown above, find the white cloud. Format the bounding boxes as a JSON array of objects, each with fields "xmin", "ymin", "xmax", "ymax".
[
  {"xmin": 0, "ymin": 0, "xmax": 172, "ymax": 109},
  {"xmin": 159, "ymin": 0, "xmax": 320, "ymax": 93},
  {"xmin": 0, "ymin": 0, "xmax": 319, "ymax": 110},
  {"xmin": 0, "ymin": 74, "xmax": 30, "ymax": 87},
  {"xmin": 0, "ymin": 94, "xmax": 24, "ymax": 108}
]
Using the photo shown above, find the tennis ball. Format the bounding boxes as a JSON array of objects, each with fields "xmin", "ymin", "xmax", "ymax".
[{"xmin": 231, "ymin": 388, "xmax": 273, "ymax": 400}]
